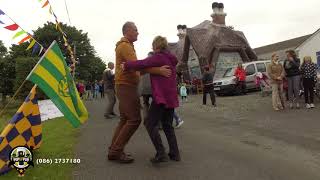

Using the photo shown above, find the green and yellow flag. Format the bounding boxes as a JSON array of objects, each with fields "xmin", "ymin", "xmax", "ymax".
[{"xmin": 26, "ymin": 41, "xmax": 88, "ymax": 127}]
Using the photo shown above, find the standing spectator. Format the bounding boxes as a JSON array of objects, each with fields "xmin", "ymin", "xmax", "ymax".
[
  {"xmin": 283, "ymin": 50, "xmax": 301, "ymax": 109},
  {"xmin": 93, "ymin": 81, "xmax": 99, "ymax": 99},
  {"xmin": 85, "ymin": 82, "xmax": 92, "ymax": 100},
  {"xmin": 99, "ymin": 81, "xmax": 105, "ymax": 98},
  {"xmin": 91, "ymin": 82, "xmax": 95, "ymax": 99},
  {"xmin": 267, "ymin": 54, "xmax": 285, "ymax": 111},
  {"xmin": 234, "ymin": 63, "xmax": 247, "ymax": 95},
  {"xmin": 180, "ymin": 83, "xmax": 188, "ymax": 102},
  {"xmin": 103, "ymin": 62, "xmax": 116, "ymax": 118},
  {"xmin": 202, "ymin": 65, "xmax": 216, "ymax": 106},
  {"xmin": 300, "ymin": 56, "xmax": 317, "ymax": 109},
  {"xmin": 78, "ymin": 81, "xmax": 85, "ymax": 99}
]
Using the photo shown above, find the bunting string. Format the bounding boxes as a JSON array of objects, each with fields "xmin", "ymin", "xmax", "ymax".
[
  {"xmin": 40, "ymin": 0, "xmax": 77, "ymax": 68},
  {"xmin": 0, "ymin": 9, "xmax": 46, "ymax": 55}
]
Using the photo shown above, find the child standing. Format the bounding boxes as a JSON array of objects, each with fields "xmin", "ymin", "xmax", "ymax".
[
  {"xmin": 93, "ymin": 81, "xmax": 99, "ymax": 99},
  {"xmin": 180, "ymin": 83, "xmax": 188, "ymax": 102}
]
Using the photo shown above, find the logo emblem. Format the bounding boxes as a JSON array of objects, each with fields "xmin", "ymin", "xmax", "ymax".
[
  {"xmin": 8, "ymin": 146, "xmax": 34, "ymax": 177},
  {"xmin": 58, "ymin": 77, "xmax": 70, "ymax": 97}
]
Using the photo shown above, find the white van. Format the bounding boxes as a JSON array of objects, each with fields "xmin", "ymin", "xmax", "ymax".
[{"xmin": 213, "ymin": 60, "xmax": 271, "ymax": 95}]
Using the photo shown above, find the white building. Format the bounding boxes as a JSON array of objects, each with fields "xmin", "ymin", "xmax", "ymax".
[
  {"xmin": 296, "ymin": 29, "xmax": 320, "ymax": 64},
  {"xmin": 254, "ymin": 28, "xmax": 320, "ymax": 65},
  {"xmin": 254, "ymin": 35, "xmax": 311, "ymax": 61}
]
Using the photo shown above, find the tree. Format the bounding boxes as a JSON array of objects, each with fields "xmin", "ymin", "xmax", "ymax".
[
  {"xmin": 0, "ymin": 41, "xmax": 15, "ymax": 105},
  {"xmin": 77, "ymin": 56, "xmax": 106, "ymax": 82},
  {"xmin": 0, "ymin": 41, "xmax": 7, "ymax": 58},
  {"xmin": 8, "ymin": 22, "xmax": 106, "ymax": 89},
  {"xmin": 32, "ymin": 22, "xmax": 105, "ymax": 82},
  {"xmin": 14, "ymin": 57, "xmax": 38, "ymax": 98}
]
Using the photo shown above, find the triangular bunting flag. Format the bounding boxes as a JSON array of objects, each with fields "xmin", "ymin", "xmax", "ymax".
[
  {"xmin": 27, "ymin": 39, "xmax": 37, "ymax": 50},
  {"xmin": 42, "ymin": 0, "xmax": 49, "ymax": 8},
  {"xmin": 12, "ymin": 30, "xmax": 26, "ymax": 39},
  {"xmin": 18, "ymin": 35, "xmax": 31, "ymax": 45},
  {"xmin": 0, "ymin": 20, "xmax": 3, "ymax": 24},
  {"xmin": 0, "ymin": 9, "xmax": 4, "ymax": 15},
  {"xmin": 32, "ymin": 43, "xmax": 40, "ymax": 55},
  {"xmin": 4, "ymin": 24, "xmax": 19, "ymax": 31},
  {"xmin": 49, "ymin": 6, "xmax": 53, "ymax": 14}
]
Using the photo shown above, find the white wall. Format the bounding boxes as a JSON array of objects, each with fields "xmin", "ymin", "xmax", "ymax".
[
  {"xmin": 296, "ymin": 31, "xmax": 320, "ymax": 63},
  {"xmin": 256, "ymin": 47, "xmax": 296, "ymax": 61}
]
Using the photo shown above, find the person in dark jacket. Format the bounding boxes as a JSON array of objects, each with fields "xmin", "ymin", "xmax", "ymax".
[
  {"xmin": 202, "ymin": 65, "xmax": 216, "ymax": 106},
  {"xmin": 85, "ymin": 82, "xmax": 92, "ymax": 100},
  {"xmin": 103, "ymin": 62, "xmax": 116, "ymax": 119},
  {"xmin": 283, "ymin": 50, "xmax": 301, "ymax": 109},
  {"xmin": 99, "ymin": 81, "xmax": 104, "ymax": 98}
]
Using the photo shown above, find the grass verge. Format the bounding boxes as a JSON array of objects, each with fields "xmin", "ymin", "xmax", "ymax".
[{"xmin": 0, "ymin": 115, "xmax": 79, "ymax": 179}]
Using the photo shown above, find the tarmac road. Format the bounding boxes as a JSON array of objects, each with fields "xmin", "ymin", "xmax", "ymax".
[{"xmin": 73, "ymin": 93, "xmax": 320, "ymax": 180}]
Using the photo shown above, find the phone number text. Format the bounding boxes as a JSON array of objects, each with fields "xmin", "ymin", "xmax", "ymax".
[{"xmin": 36, "ymin": 158, "xmax": 81, "ymax": 165}]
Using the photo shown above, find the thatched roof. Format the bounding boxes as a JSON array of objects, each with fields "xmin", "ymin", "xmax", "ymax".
[{"xmin": 169, "ymin": 20, "xmax": 257, "ymax": 66}]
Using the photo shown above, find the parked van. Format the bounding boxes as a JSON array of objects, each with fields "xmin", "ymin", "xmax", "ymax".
[{"xmin": 213, "ymin": 60, "xmax": 271, "ymax": 95}]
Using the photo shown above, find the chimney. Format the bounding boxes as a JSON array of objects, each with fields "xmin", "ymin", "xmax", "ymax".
[
  {"xmin": 177, "ymin": 24, "xmax": 187, "ymax": 39},
  {"xmin": 211, "ymin": 2, "xmax": 227, "ymax": 26}
]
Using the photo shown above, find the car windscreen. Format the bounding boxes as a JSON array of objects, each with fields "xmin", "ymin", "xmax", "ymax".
[{"xmin": 223, "ymin": 67, "xmax": 236, "ymax": 77}]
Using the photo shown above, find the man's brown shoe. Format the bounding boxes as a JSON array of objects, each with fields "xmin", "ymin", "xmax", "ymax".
[{"xmin": 108, "ymin": 153, "xmax": 134, "ymax": 164}]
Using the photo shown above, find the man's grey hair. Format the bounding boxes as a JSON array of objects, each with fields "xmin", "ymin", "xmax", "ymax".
[
  {"xmin": 122, "ymin": 21, "xmax": 135, "ymax": 35},
  {"xmin": 107, "ymin": 62, "xmax": 114, "ymax": 66}
]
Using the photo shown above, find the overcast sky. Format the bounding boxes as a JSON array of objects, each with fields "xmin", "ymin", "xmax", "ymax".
[{"xmin": 1, "ymin": 0, "xmax": 320, "ymax": 63}]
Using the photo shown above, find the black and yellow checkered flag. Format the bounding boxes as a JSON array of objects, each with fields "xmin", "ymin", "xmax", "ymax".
[{"xmin": 0, "ymin": 86, "xmax": 42, "ymax": 174}]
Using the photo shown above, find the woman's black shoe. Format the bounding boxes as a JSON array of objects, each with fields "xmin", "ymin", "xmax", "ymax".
[
  {"xmin": 168, "ymin": 153, "xmax": 181, "ymax": 161},
  {"xmin": 150, "ymin": 154, "xmax": 169, "ymax": 163}
]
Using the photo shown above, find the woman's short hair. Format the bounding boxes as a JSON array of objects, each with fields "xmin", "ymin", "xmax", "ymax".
[
  {"xmin": 152, "ymin": 36, "xmax": 168, "ymax": 51},
  {"xmin": 285, "ymin": 50, "xmax": 296, "ymax": 58},
  {"xmin": 303, "ymin": 56, "xmax": 312, "ymax": 62}
]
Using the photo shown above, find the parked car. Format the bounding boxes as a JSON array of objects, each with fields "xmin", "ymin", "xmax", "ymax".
[{"xmin": 213, "ymin": 60, "xmax": 271, "ymax": 95}]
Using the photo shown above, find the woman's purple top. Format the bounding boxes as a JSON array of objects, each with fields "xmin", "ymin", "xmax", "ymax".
[{"xmin": 125, "ymin": 50, "xmax": 179, "ymax": 109}]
